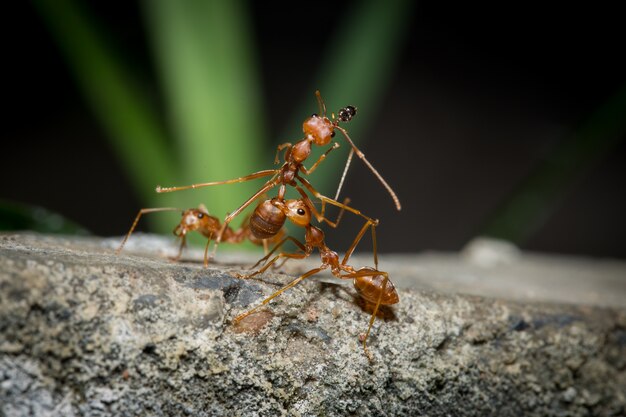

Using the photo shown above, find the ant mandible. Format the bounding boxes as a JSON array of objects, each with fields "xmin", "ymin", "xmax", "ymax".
[
  {"xmin": 116, "ymin": 203, "xmax": 285, "ymax": 267},
  {"xmin": 155, "ymin": 91, "xmax": 400, "ymax": 258},
  {"xmin": 234, "ymin": 195, "xmax": 398, "ymax": 360}
]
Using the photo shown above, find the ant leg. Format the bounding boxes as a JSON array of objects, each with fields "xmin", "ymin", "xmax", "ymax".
[
  {"xmin": 294, "ymin": 186, "xmax": 349, "ymax": 228},
  {"xmin": 339, "ymin": 269, "xmax": 391, "ymax": 360},
  {"xmin": 234, "ymin": 267, "xmax": 323, "ymax": 323},
  {"xmin": 300, "ymin": 142, "xmax": 340, "ymax": 175},
  {"xmin": 237, "ymin": 236, "xmax": 308, "ymax": 279},
  {"xmin": 334, "ymin": 148, "xmax": 354, "ymax": 201},
  {"xmin": 172, "ymin": 235, "xmax": 186, "ymax": 261},
  {"xmin": 362, "ymin": 273, "xmax": 389, "ymax": 361},
  {"xmin": 371, "ymin": 222, "xmax": 379, "ymax": 270},
  {"xmin": 262, "ymin": 239, "xmax": 269, "ymax": 255},
  {"xmin": 116, "ymin": 207, "xmax": 182, "ymax": 254},
  {"xmin": 156, "ymin": 170, "xmax": 278, "ymax": 193},
  {"xmin": 274, "ymin": 253, "xmax": 301, "ymax": 270},
  {"xmin": 237, "ymin": 251, "xmax": 309, "ymax": 279},
  {"xmin": 253, "ymin": 236, "xmax": 307, "ymax": 269},
  {"xmin": 209, "ymin": 179, "xmax": 279, "ymax": 259},
  {"xmin": 334, "ymin": 125, "xmax": 401, "ymax": 211},
  {"xmin": 297, "ymin": 176, "xmax": 378, "ymax": 226},
  {"xmin": 274, "ymin": 142, "xmax": 292, "ymax": 164},
  {"xmin": 296, "ymin": 177, "xmax": 379, "ymax": 266},
  {"xmin": 203, "ymin": 232, "xmax": 214, "ymax": 267},
  {"xmin": 341, "ymin": 219, "xmax": 378, "ymax": 267},
  {"xmin": 261, "ymin": 225, "xmax": 287, "ymax": 256}
]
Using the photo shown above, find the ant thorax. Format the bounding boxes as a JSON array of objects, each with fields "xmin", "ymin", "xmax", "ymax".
[
  {"xmin": 289, "ymin": 140, "xmax": 312, "ymax": 163},
  {"xmin": 305, "ymin": 225, "xmax": 325, "ymax": 248}
]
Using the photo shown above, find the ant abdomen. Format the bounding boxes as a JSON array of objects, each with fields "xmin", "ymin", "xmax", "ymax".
[
  {"xmin": 249, "ymin": 200, "xmax": 286, "ymax": 239},
  {"xmin": 353, "ymin": 272, "xmax": 399, "ymax": 305}
]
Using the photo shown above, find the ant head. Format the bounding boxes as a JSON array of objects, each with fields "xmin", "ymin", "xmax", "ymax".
[
  {"xmin": 302, "ymin": 114, "xmax": 335, "ymax": 146},
  {"xmin": 284, "ymin": 199, "xmax": 311, "ymax": 227},
  {"xmin": 337, "ymin": 105, "xmax": 357, "ymax": 123},
  {"xmin": 179, "ymin": 208, "xmax": 208, "ymax": 232}
]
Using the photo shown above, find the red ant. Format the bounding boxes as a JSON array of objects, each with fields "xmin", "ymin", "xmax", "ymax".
[
  {"xmin": 116, "ymin": 204, "xmax": 285, "ymax": 267},
  {"xmin": 155, "ymin": 91, "xmax": 400, "ymax": 258},
  {"xmin": 233, "ymin": 195, "xmax": 398, "ymax": 360}
]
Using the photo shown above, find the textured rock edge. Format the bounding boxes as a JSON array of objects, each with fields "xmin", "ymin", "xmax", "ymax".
[{"xmin": 1, "ymin": 233, "xmax": 625, "ymax": 416}]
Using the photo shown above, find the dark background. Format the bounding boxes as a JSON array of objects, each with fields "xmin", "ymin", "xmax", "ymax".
[{"xmin": 4, "ymin": 2, "xmax": 626, "ymax": 258}]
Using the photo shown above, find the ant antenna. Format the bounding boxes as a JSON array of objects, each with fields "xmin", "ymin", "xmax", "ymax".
[
  {"xmin": 315, "ymin": 90, "xmax": 327, "ymax": 116},
  {"xmin": 334, "ymin": 125, "xmax": 402, "ymax": 211}
]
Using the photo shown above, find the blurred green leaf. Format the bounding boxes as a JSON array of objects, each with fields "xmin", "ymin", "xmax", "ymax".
[
  {"xmin": 143, "ymin": 0, "xmax": 265, "ymax": 222},
  {"xmin": 0, "ymin": 200, "xmax": 90, "ymax": 235},
  {"xmin": 33, "ymin": 0, "xmax": 178, "ymax": 217}
]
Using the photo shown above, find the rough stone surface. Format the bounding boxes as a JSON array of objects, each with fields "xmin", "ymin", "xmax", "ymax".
[{"xmin": 1, "ymin": 232, "xmax": 625, "ymax": 416}]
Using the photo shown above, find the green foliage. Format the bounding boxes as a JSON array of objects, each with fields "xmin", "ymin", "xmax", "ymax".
[{"xmin": 0, "ymin": 200, "xmax": 90, "ymax": 235}]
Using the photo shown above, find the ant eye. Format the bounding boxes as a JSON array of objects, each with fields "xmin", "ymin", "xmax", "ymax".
[
  {"xmin": 331, "ymin": 131, "xmax": 336, "ymax": 138},
  {"xmin": 311, "ymin": 113, "xmax": 318, "ymax": 118},
  {"xmin": 297, "ymin": 208, "xmax": 305, "ymax": 216},
  {"xmin": 197, "ymin": 213, "xmax": 204, "ymax": 218}
]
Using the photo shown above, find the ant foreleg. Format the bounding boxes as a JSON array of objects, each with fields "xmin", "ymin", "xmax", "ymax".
[
  {"xmin": 296, "ymin": 177, "xmax": 379, "ymax": 267},
  {"xmin": 155, "ymin": 170, "xmax": 278, "ymax": 193},
  {"xmin": 237, "ymin": 251, "xmax": 309, "ymax": 279},
  {"xmin": 299, "ymin": 142, "xmax": 340, "ymax": 175},
  {"xmin": 341, "ymin": 219, "xmax": 378, "ymax": 268},
  {"xmin": 296, "ymin": 176, "xmax": 378, "ymax": 226},
  {"xmin": 274, "ymin": 142, "xmax": 292, "ymax": 164},
  {"xmin": 294, "ymin": 186, "xmax": 349, "ymax": 228},
  {"xmin": 237, "ymin": 237, "xmax": 309, "ymax": 279},
  {"xmin": 252, "ymin": 236, "xmax": 308, "ymax": 269},
  {"xmin": 171, "ymin": 235, "xmax": 186, "ymax": 262},
  {"xmin": 273, "ymin": 252, "xmax": 302, "ymax": 270},
  {"xmin": 116, "ymin": 207, "xmax": 182, "ymax": 255}
]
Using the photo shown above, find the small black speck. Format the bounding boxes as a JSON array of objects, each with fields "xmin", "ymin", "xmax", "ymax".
[
  {"xmin": 223, "ymin": 285, "xmax": 240, "ymax": 304},
  {"xmin": 142, "ymin": 343, "xmax": 157, "ymax": 355},
  {"xmin": 512, "ymin": 319, "xmax": 529, "ymax": 332}
]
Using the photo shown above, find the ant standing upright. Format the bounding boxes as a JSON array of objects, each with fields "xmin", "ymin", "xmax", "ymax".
[{"xmin": 155, "ymin": 91, "xmax": 400, "ymax": 258}]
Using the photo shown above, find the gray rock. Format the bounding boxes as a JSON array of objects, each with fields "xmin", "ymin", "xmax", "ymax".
[{"xmin": 1, "ymin": 232, "xmax": 625, "ymax": 416}]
